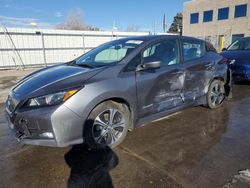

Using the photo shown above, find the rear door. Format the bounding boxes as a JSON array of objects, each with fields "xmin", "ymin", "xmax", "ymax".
[
  {"xmin": 136, "ymin": 38, "xmax": 185, "ymax": 118},
  {"xmin": 181, "ymin": 39, "xmax": 214, "ymax": 102}
]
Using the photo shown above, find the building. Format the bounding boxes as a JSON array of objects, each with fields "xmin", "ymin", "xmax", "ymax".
[{"xmin": 183, "ymin": 0, "xmax": 250, "ymax": 50}]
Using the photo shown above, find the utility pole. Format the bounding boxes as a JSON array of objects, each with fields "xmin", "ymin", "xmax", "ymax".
[
  {"xmin": 112, "ymin": 20, "xmax": 118, "ymax": 40},
  {"xmin": 41, "ymin": 32, "xmax": 47, "ymax": 67},
  {"xmin": 163, "ymin": 14, "xmax": 166, "ymax": 33},
  {"xmin": 153, "ymin": 20, "xmax": 157, "ymax": 35}
]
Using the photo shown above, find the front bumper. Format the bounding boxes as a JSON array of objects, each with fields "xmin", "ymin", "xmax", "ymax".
[{"xmin": 5, "ymin": 104, "xmax": 85, "ymax": 147}]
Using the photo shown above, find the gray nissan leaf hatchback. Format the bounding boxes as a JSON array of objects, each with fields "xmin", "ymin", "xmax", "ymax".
[{"xmin": 5, "ymin": 35, "xmax": 232, "ymax": 150}]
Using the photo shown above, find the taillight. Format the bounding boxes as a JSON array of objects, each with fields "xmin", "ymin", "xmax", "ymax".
[{"xmin": 219, "ymin": 58, "xmax": 228, "ymax": 65}]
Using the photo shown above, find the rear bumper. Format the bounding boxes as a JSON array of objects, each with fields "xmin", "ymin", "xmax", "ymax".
[{"xmin": 5, "ymin": 104, "xmax": 85, "ymax": 147}]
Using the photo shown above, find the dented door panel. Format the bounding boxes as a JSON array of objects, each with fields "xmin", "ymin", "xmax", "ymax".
[
  {"xmin": 181, "ymin": 39, "xmax": 218, "ymax": 103},
  {"xmin": 136, "ymin": 64, "xmax": 184, "ymax": 118},
  {"xmin": 183, "ymin": 57, "xmax": 215, "ymax": 102}
]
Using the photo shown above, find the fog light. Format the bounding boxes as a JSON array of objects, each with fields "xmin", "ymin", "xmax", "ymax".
[
  {"xmin": 19, "ymin": 118, "xmax": 28, "ymax": 125},
  {"xmin": 39, "ymin": 132, "xmax": 54, "ymax": 139}
]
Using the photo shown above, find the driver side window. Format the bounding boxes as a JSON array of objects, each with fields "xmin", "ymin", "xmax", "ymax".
[{"xmin": 142, "ymin": 39, "xmax": 180, "ymax": 66}]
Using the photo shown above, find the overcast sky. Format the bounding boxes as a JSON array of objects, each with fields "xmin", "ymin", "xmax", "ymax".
[{"xmin": 0, "ymin": 0, "xmax": 189, "ymax": 32}]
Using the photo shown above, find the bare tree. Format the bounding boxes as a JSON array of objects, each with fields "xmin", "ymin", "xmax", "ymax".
[
  {"xmin": 57, "ymin": 8, "xmax": 99, "ymax": 31},
  {"xmin": 124, "ymin": 25, "xmax": 140, "ymax": 32}
]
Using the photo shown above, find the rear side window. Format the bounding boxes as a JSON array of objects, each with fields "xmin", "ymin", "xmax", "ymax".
[{"xmin": 182, "ymin": 39, "xmax": 205, "ymax": 62}]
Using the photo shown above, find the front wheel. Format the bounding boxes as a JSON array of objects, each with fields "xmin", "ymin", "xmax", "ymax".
[
  {"xmin": 84, "ymin": 101, "xmax": 130, "ymax": 150},
  {"xmin": 207, "ymin": 80, "xmax": 226, "ymax": 109}
]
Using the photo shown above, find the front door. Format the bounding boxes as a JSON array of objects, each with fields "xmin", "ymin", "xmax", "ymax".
[{"xmin": 136, "ymin": 39, "xmax": 184, "ymax": 118}]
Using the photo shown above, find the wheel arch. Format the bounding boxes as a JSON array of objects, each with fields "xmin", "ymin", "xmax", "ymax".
[
  {"xmin": 204, "ymin": 76, "xmax": 225, "ymax": 95},
  {"xmin": 83, "ymin": 96, "xmax": 134, "ymax": 150},
  {"xmin": 210, "ymin": 69, "xmax": 232, "ymax": 98},
  {"xmin": 85, "ymin": 97, "xmax": 135, "ymax": 131},
  {"xmin": 213, "ymin": 76, "xmax": 225, "ymax": 82}
]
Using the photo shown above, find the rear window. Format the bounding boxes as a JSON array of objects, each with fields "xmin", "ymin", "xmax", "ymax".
[{"xmin": 183, "ymin": 39, "xmax": 205, "ymax": 62}]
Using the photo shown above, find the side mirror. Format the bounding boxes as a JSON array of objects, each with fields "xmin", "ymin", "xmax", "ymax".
[
  {"xmin": 222, "ymin": 48, "xmax": 227, "ymax": 51},
  {"xmin": 136, "ymin": 61, "xmax": 161, "ymax": 71}
]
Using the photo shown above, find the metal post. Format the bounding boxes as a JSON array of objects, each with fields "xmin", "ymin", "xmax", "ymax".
[
  {"xmin": 82, "ymin": 33, "xmax": 86, "ymax": 53},
  {"xmin": 153, "ymin": 20, "xmax": 156, "ymax": 35},
  {"xmin": 41, "ymin": 32, "xmax": 47, "ymax": 67},
  {"xmin": 1, "ymin": 25, "xmax": 25, "ymax": 69}
]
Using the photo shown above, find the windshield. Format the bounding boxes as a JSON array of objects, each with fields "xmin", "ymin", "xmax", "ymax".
[
  {"xmin": 75, "ymin": 39, "xmax": 144, "ymax": 67},
  {"xmin": 228, "ymin": 38, "xmax": 250, "ymax": 51}
]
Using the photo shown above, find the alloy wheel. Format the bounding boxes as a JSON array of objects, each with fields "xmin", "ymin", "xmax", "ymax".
[
  {"xmin": 210, "ymin": 83, "xmax": 225, "ymax": 106},
  {"xmin": 92, "ymin": 108, "xmax": 125, "ymax": 146}
]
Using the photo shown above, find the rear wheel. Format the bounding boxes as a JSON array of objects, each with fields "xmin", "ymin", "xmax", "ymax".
[
  {"xmin": 84, "ymin": 101, "xmax": 130, "ymax": 150},
  {"xmin": 207, "ymin": 80, "xmax": 226, "ymax": 109}
]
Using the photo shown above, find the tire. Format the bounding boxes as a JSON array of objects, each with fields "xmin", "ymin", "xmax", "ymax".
[
  {"xmin": 84, "ymin": 101, "xmax": 130, "ymax": 150},
  {"xmin": 207, "ymin": 79, "xmax": 226, "ymax": 109}
]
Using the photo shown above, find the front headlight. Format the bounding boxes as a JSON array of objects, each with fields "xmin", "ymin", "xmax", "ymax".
[{"xmin": 26, "ymin": 89, "xmax": 78, "ymax": 107}]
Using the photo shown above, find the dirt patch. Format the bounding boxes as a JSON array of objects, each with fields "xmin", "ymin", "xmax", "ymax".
[{"xmin": 0, "ymin": 76, "xmax": 18, "ymax": 90}]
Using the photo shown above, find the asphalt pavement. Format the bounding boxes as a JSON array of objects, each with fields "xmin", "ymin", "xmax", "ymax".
[{"xmin": 0, "ymin": 70, "xmax": 250, "ymax": 188}]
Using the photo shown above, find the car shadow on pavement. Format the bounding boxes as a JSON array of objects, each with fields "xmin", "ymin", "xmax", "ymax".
[
  {"xmin": 65, "ymin": 144, "xmax": 118, "ymax": 188},
  {"xmin": 234, "ymin": 80, "xmax": 250, "ymax": 85}
]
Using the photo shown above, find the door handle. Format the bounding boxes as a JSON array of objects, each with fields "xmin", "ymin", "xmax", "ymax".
[{"xmin": 204, "ymin": 63, "xmax": 214, "ymax": 67}]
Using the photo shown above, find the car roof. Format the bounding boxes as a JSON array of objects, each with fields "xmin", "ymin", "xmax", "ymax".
[
  {"xmin": 120, "ymin": 35, "xmax": 203, "ymax": 42},
  {"xmin": 239, "ymin": 37, "xmax": 250, "ymax": 41}
]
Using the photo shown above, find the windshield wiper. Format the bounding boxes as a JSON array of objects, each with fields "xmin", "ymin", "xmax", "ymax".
[
  {"xmin": 75, "ymin": 63, "xmax": 96, "ymax": 68},
  {"xmin": 67, "ymin": 60, "xmax": 76, "ymax": 65}
]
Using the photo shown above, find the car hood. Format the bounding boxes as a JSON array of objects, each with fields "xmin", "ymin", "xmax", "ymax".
[{"xmin": 12, "ymin": 64, "xmax": 105, "ymax": 99}]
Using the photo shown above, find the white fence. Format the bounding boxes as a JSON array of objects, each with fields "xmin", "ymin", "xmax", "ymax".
[{"xmin": 0, "ymin": 27, "xmax": 150, "ymax": 69}]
